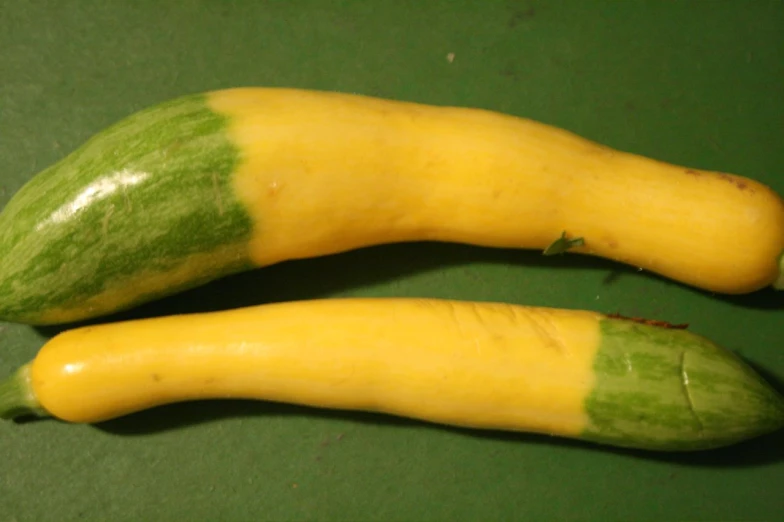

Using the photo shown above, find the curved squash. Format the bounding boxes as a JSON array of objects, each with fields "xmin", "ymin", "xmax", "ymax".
[
  {"xmin": 1, "ymin": 298, "xmax": 782, "ymax": 452},
  {"xmin": 1, "ymin": 88, "xmax": 782, "ymax": 324}
]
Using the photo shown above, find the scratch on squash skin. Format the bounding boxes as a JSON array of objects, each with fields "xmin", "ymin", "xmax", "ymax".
[
  {"xmin": 606, "ymin": 312, "xmax": 689, "ymax": 330},
  {"xmin": 122, "ymin": 186, "xmax": 132, "ymax": 212},
  {"xmin": 684, "ymin": 169, "xmax": 752, "ymax": 192},
  {"xmin": 101, "ymin": 204, "xmax": 115, "ymax": 239},
  {"xmin": 444, "ymin": 301, "xmax": 483, "ymax": 355},
  {"xmin": 680, "ymin": 350, "xmax": 704, "ymax": 433},
  {"xmin": 523, "ymin": 308, "xmax": 570, "ymax": 356},
  {"xmin": 212, "ymin": 173, "xmax": 224, "ymax": 216}
]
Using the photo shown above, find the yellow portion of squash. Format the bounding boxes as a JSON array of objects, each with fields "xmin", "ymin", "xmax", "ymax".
[
  {"xmin": 210, "ymin": 87, "xmax": 784, "ymax": 293},
  {"xmin": 31, "ymin": 298, "xmax": 601, "ymax": 433}
]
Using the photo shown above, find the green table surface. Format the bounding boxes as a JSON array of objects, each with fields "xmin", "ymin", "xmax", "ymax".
[{"xmin": 2, "ymin": 1, "xmax": 783, "ymax": 520}]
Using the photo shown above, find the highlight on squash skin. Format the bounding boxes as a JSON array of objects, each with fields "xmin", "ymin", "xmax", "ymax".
[{"xmin": 1, "ymin": 298, "xmax": 782, "ymax": 452}]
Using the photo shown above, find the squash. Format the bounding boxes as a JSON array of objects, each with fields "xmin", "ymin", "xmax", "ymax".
[
  {"xmin": 1, "ymin": 88, "xmax": 782, "ymax": 325},
  {"xmin": 1, "ymin": 298, "xmax": 782, "ymax": 452}
]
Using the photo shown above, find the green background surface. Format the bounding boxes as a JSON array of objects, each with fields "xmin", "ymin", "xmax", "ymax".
[{"xmin": 1, "ymin": 1, "xmax": 783, "ymax": 520}]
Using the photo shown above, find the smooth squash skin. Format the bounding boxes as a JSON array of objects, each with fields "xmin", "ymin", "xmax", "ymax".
[
  {"xmin": 0, "ymin": 298, "xmax": 782, "ymax": 452},
  {"xmin": 1, "ymin": 88, "xmax": 783, "ymax": 324},
  {"xmin": 215, "ymin": 88, "xmax": 784, "ymax": 291}
]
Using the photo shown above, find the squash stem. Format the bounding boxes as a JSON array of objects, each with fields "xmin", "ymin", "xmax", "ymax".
[
  {"xmin": 0, "ymin": 363, "xmax": 48, "ymax": 420},
  {"xmin": 775, "ymin": 250, "xmax": 784, "ymax": 290}
]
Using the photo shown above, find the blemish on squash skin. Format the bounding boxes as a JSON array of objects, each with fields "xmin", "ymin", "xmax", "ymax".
[
  {"xmin": 268, "ymin": 180, "xmax": 282, "ymax": 197},
  {"xmin": 687, "ymin": 169, "xmax": 752, "ymax": 192},
  {"xmin": 607, "ymin": 312, "xmax": 689, "ymax": 330},
  {"xmin": 164, "ymin": 140, "xmax": 184, "ymax": 158},
  {"xmin": 122, "ymin": 187, "xmax": 132, "ymax": 212},
  {"xmin": 101, "ymin": 204, "xmax": 115, "ymax": 239},
  {"xmin": 518, "ymin": 307, "xmax": 570, "ymax": 356},
  {"xmin": 717, "ymin": 173, "xmax": 752, "ymax": 192},
  {"xmin": 151, "ymin": 373, "xmax": 162, "ymax": 382}
]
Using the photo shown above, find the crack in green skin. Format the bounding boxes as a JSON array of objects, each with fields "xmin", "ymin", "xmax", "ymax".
[
  {"xmin": 583, "ymin": 318, "xmax": 784, "ymax": 451},
  {"xmin": 0, "ymin": 94, "xmax": 254, "ymax": 324}
]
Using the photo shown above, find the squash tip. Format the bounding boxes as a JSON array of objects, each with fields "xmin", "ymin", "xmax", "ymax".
[{"xmin": 774, "ymin": 250, "xmax": 784, "ymax": 290}]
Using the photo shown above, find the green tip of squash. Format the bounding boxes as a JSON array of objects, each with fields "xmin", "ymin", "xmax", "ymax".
[
  {"xmin": 585, "ymin": 319, "xmax": 784, "ymax": 451},
  {"xmin": 0, "ymin": 364, "xmax": 48, "ymax": 420},
  {"xmin": 687, "ymin": 350, "xmax": 784, "ymax": 450}
]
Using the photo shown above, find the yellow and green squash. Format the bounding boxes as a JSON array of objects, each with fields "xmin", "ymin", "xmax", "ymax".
[
  {"xmin": 1, "ymin": 88, "xmax": 783, "ymax": 324},
  {"xmin": 1, "ymin": 298, "xmax": 782, "ymax": 452}
]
